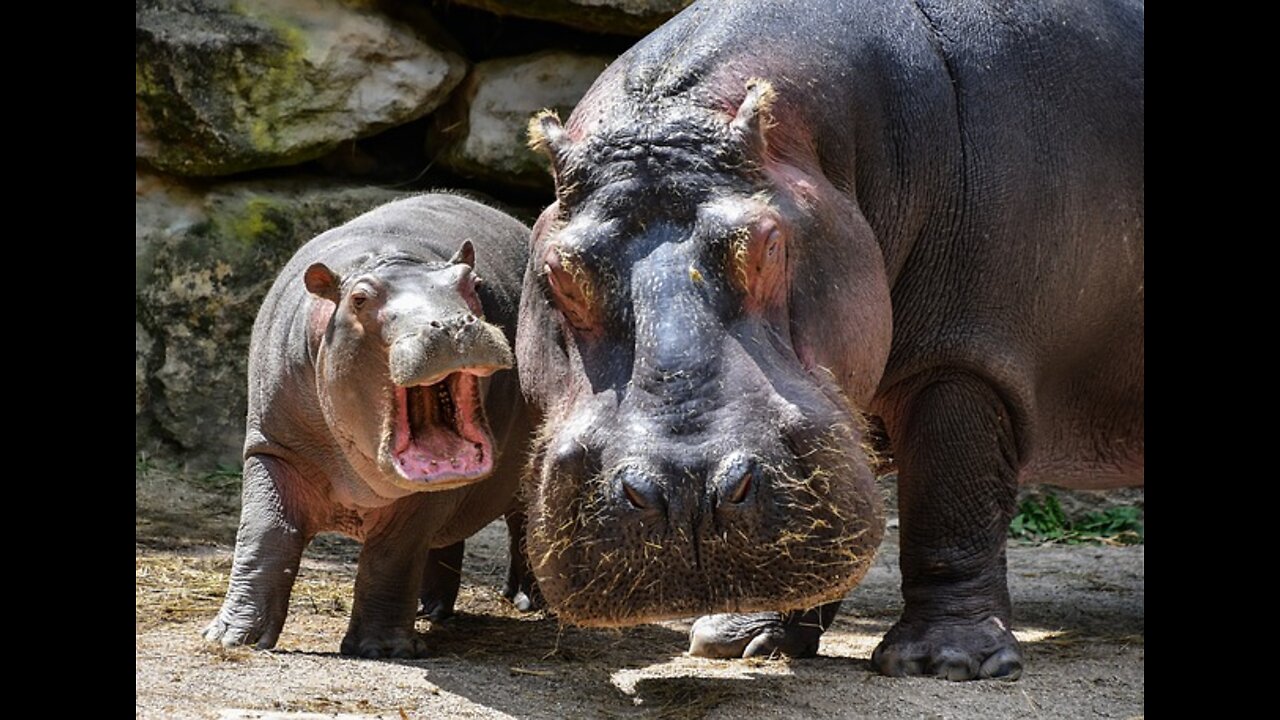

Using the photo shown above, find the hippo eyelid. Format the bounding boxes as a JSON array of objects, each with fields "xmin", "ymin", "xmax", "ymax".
[
  {"xmin": 544, "ymin": 247, "xmax": 600, "ymax": 314},
  {"xmin": 347, "ymin": 280, "xmax": 382, "ymax": 309}
]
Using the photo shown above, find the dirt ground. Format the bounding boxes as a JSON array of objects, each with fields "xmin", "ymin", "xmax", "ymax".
[{"xmin": 135, "ymin": 464, "xmax": 1144, "ymax": 719}]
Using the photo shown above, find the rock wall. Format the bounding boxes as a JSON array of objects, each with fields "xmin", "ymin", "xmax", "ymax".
[{"xmin": 136, "ymin": 0, "xmax": 689, "ymax": 466}]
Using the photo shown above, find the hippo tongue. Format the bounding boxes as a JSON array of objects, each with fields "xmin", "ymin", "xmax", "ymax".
[{"xmin": 392, "ymin": 371, "xmax": 494, "ymax": 484}]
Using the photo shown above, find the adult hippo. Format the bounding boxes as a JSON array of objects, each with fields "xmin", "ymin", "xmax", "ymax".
[
  {"xmin": 518, "ymin": 0, "xmax": 1143, "ymax": 680},
  {"xmin": 203, "ymin": 194, "xmax": 536, "ymax": 657}
]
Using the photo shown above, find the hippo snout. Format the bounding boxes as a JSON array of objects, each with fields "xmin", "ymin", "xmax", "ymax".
[
  {"xmin": 389, "ymin": 316, "xmax": 513, "ymax": 387},
  {"xmin": 529, "ymin": 410, "xmax": 884, "ymax": 626}
]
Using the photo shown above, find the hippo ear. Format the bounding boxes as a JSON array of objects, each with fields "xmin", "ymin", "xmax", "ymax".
[
  {"xmin": 449, "ymin": 239, "xmax": 476, "ymax": 268},
  {"xmin": 527, "ymin": 109, "xmax": 572, "ymax": 177},
  {"xmin": 304, "ymin": 263, "xmax": 342, "ymax": 303},
  {"xmin": 729, "ymin": 78, "xmax": 777, "ymax": 156}
]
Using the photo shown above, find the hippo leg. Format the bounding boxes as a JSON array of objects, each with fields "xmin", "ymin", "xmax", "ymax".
[
  {"xmin": 418, "ymin": 541, "xmax": 463, "ymax": 622},
  {"xmin": 203, "ymin": 455, "xmax": 307, "ymax": 649},
  {"xmin": 501, "ymin": 511, "xmax": 544, "ymax": 612},
  {"xmin": 340, "ymin": 504, "xmax": 432, "ymax": 659},
  {"xmin": 688, "ymin": 602, "xmax": 840, "ymax": 658},
  {"xmin": 872, "ymin": 374, "xmax": 1023, "ymax": 681}
]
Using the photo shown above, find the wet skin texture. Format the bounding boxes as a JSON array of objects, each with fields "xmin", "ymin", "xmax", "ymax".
[
  {"xmin": 203, "ymin": 195, "xmax": 537, "ymax": 657},
  {"xmin": 518, "ymin": 0, "xmax": 1144, "ymax": 680}
]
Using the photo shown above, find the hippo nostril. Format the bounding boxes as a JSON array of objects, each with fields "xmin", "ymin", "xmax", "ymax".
[
  {"xmin": 616, "ymin": 466, "xmax": 665, "ymax": 514},
  {"xmin": 465, "ymin": 313, "xmax": 477, "ymax": 324},
  {"xmin": 430, "ymin": 320, "xmax": 443, "ymax": 329},
  {"xmin": 726, "ymin": 468, "xmax": 752, "ymax": 504},
  {"xmin": 716, "ymin": 455, "xmax": 758, "ymax": 507},
  {"xmin": 622, "ymin": 481, "xmax": 649, "ymax": 510}
]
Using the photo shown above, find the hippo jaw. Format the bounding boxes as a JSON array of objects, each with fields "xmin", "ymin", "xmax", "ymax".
[{"xmin": 388, "ymin": 368, "xmax": 497, "ymax": 487}]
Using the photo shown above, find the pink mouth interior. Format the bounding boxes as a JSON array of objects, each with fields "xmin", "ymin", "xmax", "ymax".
[{"xmin": 392, "ymin": 372, "xmax": 494, "ymax": 484}]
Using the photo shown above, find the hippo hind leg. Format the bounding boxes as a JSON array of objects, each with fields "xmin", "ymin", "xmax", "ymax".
[
  {"xmin": 689, "ymin": 603, "xmax": 840, "ymax": 659},
  {"xmin": 871, "ymin": 373, "xmax": 1023, "ymax": 681},
  {"xmin": 202, "ymin": 454, "xmax": 307, "ymax": 649},
  {"xmin": 418, "ymin": 541, "xmax": 463, "ymax": 622},
  {"xmin": 501, "ymin": 511, "xmax": 544, "ymax": 612}
]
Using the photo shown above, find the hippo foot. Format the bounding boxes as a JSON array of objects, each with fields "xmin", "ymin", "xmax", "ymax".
[
  {"xmin": 503, "ymin": 577, "xmax": 545, "ymax": 613},
  {"xmin": 871, "ymin": 616, "xmax": 1023, "ymax": 681},
  {"xmin": 339, "ymin": 628, "xmax": 430, "ymax": 659},
  {"xmin": 417, "ymin": 597, "xmax": 455, "ymax": 623},
  {"xmin": 688, "ymin": 612, "xmax": 823, "ymax": 659},
  {"xmin": 201, "ymin": 603, "xmax": 285, "ymax": 650}
]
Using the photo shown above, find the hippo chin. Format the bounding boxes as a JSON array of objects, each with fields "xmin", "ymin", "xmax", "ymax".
[
  {"xmin": 203, "ymin": 195, "xmax": 533, "ymax": 657},
  {"xmin": 517, "ymin": 0, "xmax": 1143, "ymax": 680}
]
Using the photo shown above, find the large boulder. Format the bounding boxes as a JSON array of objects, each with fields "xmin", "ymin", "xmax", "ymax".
[
  {"xmin": 449, "ymin": 0, "xmax": 689, "ymax": 36},
  {"xmin": 136, "ymin": 0, "xmax": 466, "ymax": 177},
  {"xmin": 136, "ymin": 172, "xmax": 409, "ymax": 464},
  {"xmin": 431, "ymin": 51, "xmax": 611, "ymax": 190}
]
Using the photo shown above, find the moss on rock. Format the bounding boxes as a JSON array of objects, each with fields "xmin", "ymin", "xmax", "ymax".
[
  {"xmin": 136, "ymin": 171, "xmax": 408, "ymax": 464},
  {"xmin": 135, "ymin": 0, "xmax": 466, "ymax": 177}
]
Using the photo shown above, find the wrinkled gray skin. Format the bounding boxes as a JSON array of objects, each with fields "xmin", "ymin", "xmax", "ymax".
[
  {"xmin": 518, "ymin": 0, "xmax": 1143, "ymax": 680},
  {"xmin": 203, "ymin": 195, "xmax": 535, "ymax": 657}
]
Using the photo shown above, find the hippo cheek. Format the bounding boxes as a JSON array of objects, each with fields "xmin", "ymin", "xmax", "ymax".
[
  {"xmin": 384, "ymin": 370, "xmax": 496, "ymax": 490},
  {"xmin": 525, "ymin": 425, "xmax": 885, "ymax": 626}
]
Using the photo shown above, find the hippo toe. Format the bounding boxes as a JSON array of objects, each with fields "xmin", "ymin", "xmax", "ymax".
[
  {"xmin": 689, "ymin": 605, "xmax": 838, "ymax": 659},
  {"xmin": 871, "ymin": 616, "xmax": 1023, "ymax": 681},
  {"xmin": 202, "ymin": 612, "xmax": 283, "ymax": 650},
  {"xmin": 340, "ymin": 628, "xmax": 431, "ymax": 659}
]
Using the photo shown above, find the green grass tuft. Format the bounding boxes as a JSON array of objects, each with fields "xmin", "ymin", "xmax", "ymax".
[{"xmin": 1009, "ymin": 493, "xmax": 1143, "ymax": 545}]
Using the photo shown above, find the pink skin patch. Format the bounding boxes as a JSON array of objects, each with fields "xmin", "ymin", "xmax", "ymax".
[{"xmin": 391, "ymin": 370, "xmax": 494, "ymax": 484}]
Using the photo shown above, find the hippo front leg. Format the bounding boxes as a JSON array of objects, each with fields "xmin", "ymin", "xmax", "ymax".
[
  {"xmin": 871, "ymin": 374, "xmax": 1023, "ymax": 681},
  {"xmin": 203, "ymin": 455, "xmax": 307, "ymax": 649},
  {"xmin": 341, "ymin": 504, "xmax": 432, "ymax": 659},
  {"xmin": 689, "ymin": 602, "xmax": 840, "ymax": 659}
]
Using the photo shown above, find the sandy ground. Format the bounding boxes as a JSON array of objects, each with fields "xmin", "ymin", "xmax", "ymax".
[{"xmin": 135, "ymin": 467, "xmax": 1144, "ymax": 719}]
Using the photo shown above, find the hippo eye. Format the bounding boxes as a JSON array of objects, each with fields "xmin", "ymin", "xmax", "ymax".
[
  {"xmin": 350, "ymin": 291, "xmax": 368, "ymax": 310},
  {"xmin": 543, "ymin": 249, "xmax": 597, "ymax": 332},
  {"xmin": 730, "ymin": 218, "xmax": 787, "ymax": 309}
]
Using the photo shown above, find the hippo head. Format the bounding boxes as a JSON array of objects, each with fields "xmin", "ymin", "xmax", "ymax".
[
  {"xmin": 516, "ymin": 79, "xmax": 893, "ymax": 626},
  {"xmin": 305, "ymin": 240, "xmax": 514, "ymax": 498}
]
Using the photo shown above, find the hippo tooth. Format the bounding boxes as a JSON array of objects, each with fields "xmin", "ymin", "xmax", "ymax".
[{"xmin": 436, "ymin": 383, "xmax": 455, "ymax": 424}]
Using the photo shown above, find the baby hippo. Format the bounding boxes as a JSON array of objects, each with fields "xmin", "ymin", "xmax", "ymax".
[{"xmin": 203, "ymin": 194, "xmax": 533, "ymax": 657}]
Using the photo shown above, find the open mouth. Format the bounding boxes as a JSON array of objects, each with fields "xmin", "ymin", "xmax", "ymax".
[{"xmin": 391, "ymin": 370, "xmax": 494, "ymax": 485}]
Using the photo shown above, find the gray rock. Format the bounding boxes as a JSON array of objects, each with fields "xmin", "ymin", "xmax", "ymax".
[
  {"xmin": 432, "ymin": 51, "xmax": 611, "ymax": 190},
  {"xmin": 449, "ymin": 0, "xmax": 690, "ymax": 35},
  {"xmin": 136, "ymin": 0, "xmax": 466, "ymax": 177},
  {"xmin": 136, "ymin": 172, "xmax": 409, "ymax": 464}
]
